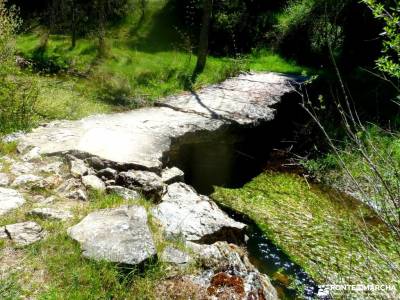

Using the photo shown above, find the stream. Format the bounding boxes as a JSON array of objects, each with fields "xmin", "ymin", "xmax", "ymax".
[{"xmin": 165, "ymin": 96, "xmax": 327, "ymax": 299}]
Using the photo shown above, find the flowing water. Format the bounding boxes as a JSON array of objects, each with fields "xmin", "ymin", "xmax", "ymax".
[{"xmin": 165, "ymin": 97, "xmax": 326, "ymax": 298}]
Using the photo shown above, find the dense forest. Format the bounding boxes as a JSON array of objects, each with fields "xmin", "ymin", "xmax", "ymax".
[{"xmin": 0, "ymin": 0, "xmax": 399, "ymax": 299}]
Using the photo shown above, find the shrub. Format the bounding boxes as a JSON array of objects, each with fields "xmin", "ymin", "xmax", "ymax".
[{"xmin": 0, "ymin": 0, "xmax": 38, "ymax": 134}]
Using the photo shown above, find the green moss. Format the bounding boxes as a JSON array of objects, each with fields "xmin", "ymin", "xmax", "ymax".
[{"xmin": 212, "ymin": 172, "xmax": 399, "ymax": 292}]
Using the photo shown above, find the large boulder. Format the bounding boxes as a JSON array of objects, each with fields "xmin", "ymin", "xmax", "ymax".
[
  {"xmin": 2, "ymin": 222, "xmax": 46, "ymax": 246},
  {"xmin": 0, "ymin": 187, "xmax": 25, "ymax": 216},
  {"xmin": 116, "ymin": 170, "xmax": 165, "ymax": 201},
  {"xmin": 68, "ymin": 205, "xmax": 156, "ymax": 265},
  {"xmin": 152, "ymin": 183, "xmax": 246, "ymax": 243}
]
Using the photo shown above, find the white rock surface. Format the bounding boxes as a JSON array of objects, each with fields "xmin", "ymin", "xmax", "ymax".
[
  {"xmin": 69, "ymin": 158, "xmax": 88, "ymax": 178},
  {"xmin": 21, "ymin": 147, "xmax": 41, "ymax": 161},
  {"xmin": 10, "ymin": 162, "xmax": 34, "ymax": 176},
  {"xmin": 19, "ymin": 73, "xmax": 300, "ymax": 170},
  {"xmin": 12, "ymin": 174, "xmax": 43, "ymax": 187},
  {"xmin": 107, "ymin": 186, "xmax": 140, "ymax": 200},
  {"xmin": 4, "ymin": 222, "xmax": 46, "ymax": 246},
  {"xmin": 152, "ymin": 183, "xmax": 246, "ymax": 243},
  {"xmin": 0, "ymin": 187, "xmax": 25, "ymax": 216},
  {"xmin": 161, "ymin": 167, "xmax": 184, "ymax": 184},
  {"xmin": 0, "ymin": 173, "xmax": 10, "ymax": 186},
  {"xmin": 82, "ymin": 175, "xmax": 106, "ymax": 191},
  {"xmin": 160, "ymin": 246, "xmax": 192, "ymax": 266},
  {"xmin": 68, "ymin": 205, "xmax": 156, "ymax": 265},
  {"xmin": 28, "ymin": 207, "xmax": 73, "ymax": 220}
]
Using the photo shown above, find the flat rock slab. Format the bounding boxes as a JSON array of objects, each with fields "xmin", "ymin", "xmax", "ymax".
[
  {"xmin": 0, "ymin": 187, "xmax": 25, "ymax": 216},
  {"xmin": 152, "ymin": 183, "xmax": 246, "ymax": 243},
  {"xmin": 68, "ymin": 205, "xmax": 156, "ymax": 265},
  {"xmin": 19, "ymin": 73, "xmax": 300, "ymax": 170},
  {"xmin": 28, "ymin": 208, "xmax": 73, "ymax": 221},
  {"xmin": 3, "ymin": 222, "xmax": 46, "ymax": 246}
]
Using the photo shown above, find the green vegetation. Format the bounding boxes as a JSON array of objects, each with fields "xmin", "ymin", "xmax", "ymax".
[
  {"xmin": 212, "ymin": 172, "xmax": 400, "ymax": 298},
  {"xmin": 9, "ymin": 0, "xmax": 308, "ymax": 128},
  {"xmin": 0, "ymin": 190, "xmax": 197, "ymax": 299}
]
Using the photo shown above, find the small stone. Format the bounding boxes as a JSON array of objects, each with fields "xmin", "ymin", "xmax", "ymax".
[
  {"xmin": 12, "ymin": 174, "xmax": 43, "ymax": 187},
  {"xmin": 69, "ymin": 158, "xmax": 88, "ymax": 178},
  {"xmin": 161, "ymin": 246, "xmax": 192, "ymax": 266},
  {"xmin": 68, "ymin": 205, "xmax": 156, "ymax": 265},
  {"xmin": 0, "ymin": 187, "xmax": 25, "ymax": 216},
  {"xmin": 66, "ymin": 189, "xmax": 88, "ymax": 201},
  {"xmin": 97, "ymin": 168, "xmax": 117, "ymax": 180},
  {"xmin": 82, "ymin": 175, "xmax": 106, "ymax": 191},
  {"xmin": 116, "ymin": 170, "xmax": 165, "ymax": 201},
  {"xmin": 28, "ymin": 208, "xmax": 73, "ymax": 221},
  {"xmin": 57, "ymin": 178, "xmax": 81, "ymax": 194},
  {"xmin": 0, "ymin": 173, "xmax": 10, "ymax": 186},
  {"xmin": 5, "ymin": 222, "xmax": 46, "ymax": 246},
  {"xmin": 43, "ymin": 175, "xmax": 63, "ymax": 188},
  {"xmin": 161, "ymin": 167, "xmax": 184, "ymax": 184},
  {"xmin": 107, "ymin": 186, "xmax": 140, "ymax": 200},
  {"xmin": 104, "ymin": 179, "xmax": 116, "ymax": 186},
  {"xmin": 21, "ymin": 147, "xmax": 41, "ymax": 161},
  {"xmin": 39, "ymin": 161, "xmax": 63, "ymax": 174},
  {"xmin": 10, "ymin": 162, "xmax": 34, "ymax": 176}
]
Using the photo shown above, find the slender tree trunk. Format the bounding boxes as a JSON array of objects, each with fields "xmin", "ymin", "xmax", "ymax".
[
  {"xmin": 193, "ymin": 0, "xmax": 213, "ymax": 79},
  {"xmin": 97, "ymin": 0, "xmax": 107, "ymax": 57},
  {"xmin": 71, "ymin": 0, "xmax": 76, "ymax": 49}
]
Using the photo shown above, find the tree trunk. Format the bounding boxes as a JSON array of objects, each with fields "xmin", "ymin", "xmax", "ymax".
[
  {"xmin": 71, "ymin": 0, "xmax": 76, "ymax": 49},
  {"xmin": 97, "ymin": 0, "xmax": 107, "ymax": 58},
  {"xmin": 193, "ymin": 0, "xmax": 213, "ymax": 79}
]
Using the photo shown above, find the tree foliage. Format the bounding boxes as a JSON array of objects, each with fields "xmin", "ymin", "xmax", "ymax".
[{"xmin": 362, "ymin": 0, "xmax": 400, "ymax": 78}]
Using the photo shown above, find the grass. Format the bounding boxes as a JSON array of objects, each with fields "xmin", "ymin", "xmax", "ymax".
[
  {"xmin": 212, "ymin": 171, "xmax": 400, "ymax": 298},
  {"xmin": 12, "ymin": 0, "xmax": 309, "ymax": 125},
  {"xmin": 0, "ymin": 181, "xmax": 199, "ymax": 299}
]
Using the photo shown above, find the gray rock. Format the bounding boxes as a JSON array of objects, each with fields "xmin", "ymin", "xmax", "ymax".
[
  {"xmin": 161, "ymin": 167, "xmax": 184, "ymax": 184},
  {"xmin": 40, "ymin": 161, "xmax": 63, "ymax": 174},
  {"xmin": 0, "ymin": 173, "xmax": 10, "ymax": 186},
  {"xmin": 57, "ymin": 178, "xmax": 81, "ymax": 194},
  {"xmin": 116, "ymin": 171, "xmax": 165, "ymax": 201},
  {"xmin": 28, "ymin": 207, "xmax": 73, "ymax": 221},
  {"xmin": 82, "ymin": 175, "xmax": 106, "ymax": 191},
  {"xmin": 11, "ymin": 174, "xmax": 43, "ymax": 187},
  {"xmin": 68, "ymin": 205, "xmax": 156, "ymax": 265},
  {"xmin": 21, "ymin": 147, "xmax": 41, "ymax": 161},
  {"xmin": 18, "ymin": 73, "xmax": 300, "ymax": 171},
  {"xmin": 161, "ymin": 246, "xmax": 191, "ymax": 266},
  {"xmin": 0, "ymin": 187, "xmax": 25, "ymax": 216},
  {"xmin": 85, "ymin": 157, "xmax": 106, "ymax": 170},
  {"xmin": 152, "ymin": 183, "xmax": 246, "ymax": 243},
  {"xmin": 69, "ymin": 158, "xmax": 88, "ymax": 178},
  {"xmin": 186, "ymin": 242, "xmax": 278, "ymax": 300},
  {"xmin": 2, "ymin": 132, "xmax": 24, "ymax": 143},
  {"xmin": 10, "ymin": 162, "xmax": 34, "ymax": 176},
  {"xmin": 97, "ymin": 168, "xmax": 117, "ymax": 180},
  {"xmin": 66, "ymin": 189, "xmax": 88, "ymax": 201},
  {"xmin": 4, "ymin": 222, "xmax": 46, "ymax": 246},
  {"xmin": 107, "ymin": 186, "xmax": 140, "ymax": 200}
]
